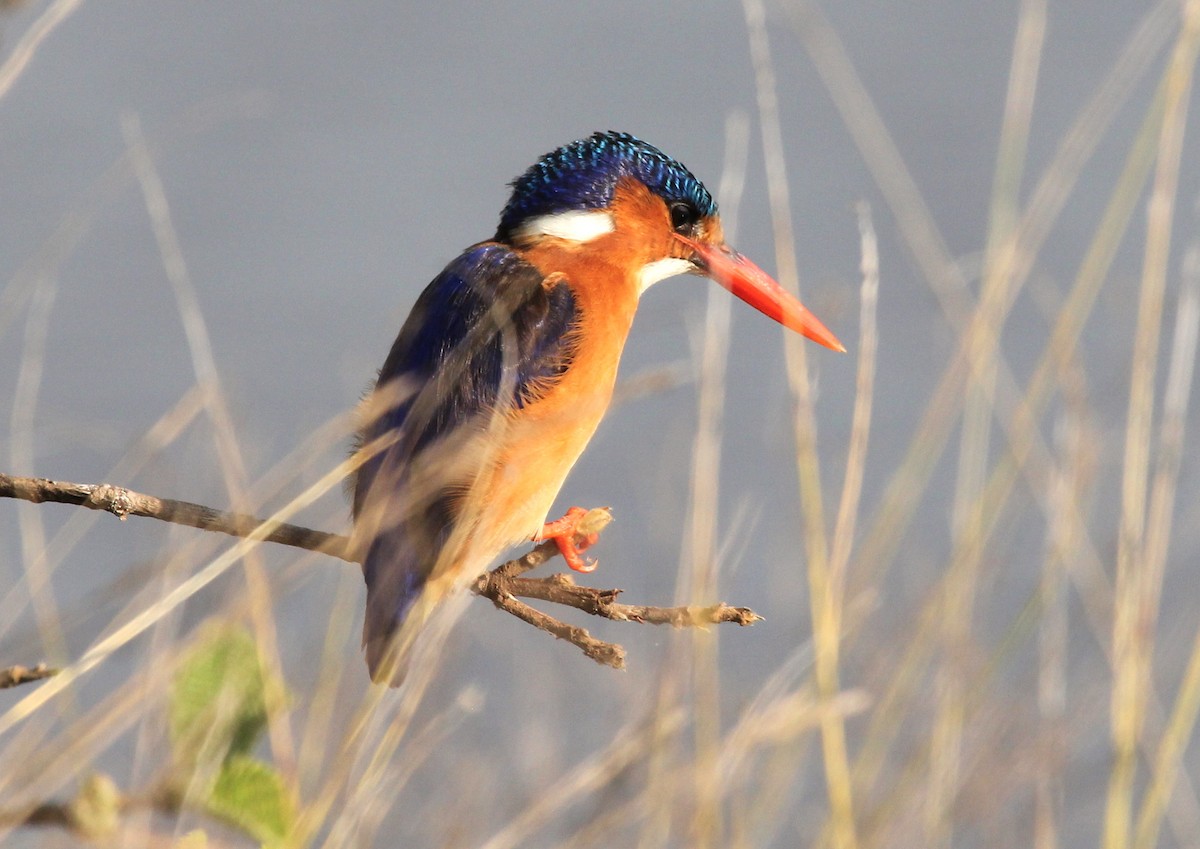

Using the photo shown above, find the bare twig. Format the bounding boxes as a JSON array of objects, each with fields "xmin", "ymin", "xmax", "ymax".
[
  {"xmin": 0, "ymin": 472, "xmax": 352, "ymax": 561},
  {"xmin": 482, "ymin": 590, "xmax": 626, "ymax": 669},
  {"xmin": 478, "ymin": 573, "xmax": 762, "ymax": 628},
  {"xmin": 0, "ymin": 474, "xmax": 761, "ymax": 671},
  {"xmin": 0, "ymin": 663, "xmax": 58, "ymax": 689},
  {"xmin": 0, "ymin": 779, "xmax": 188, "ymax": 838}
]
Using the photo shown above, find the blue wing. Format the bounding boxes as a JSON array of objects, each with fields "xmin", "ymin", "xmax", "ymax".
[{"xmin": 354, "ymin": 242, "xmax": 578, "ymax": 682}]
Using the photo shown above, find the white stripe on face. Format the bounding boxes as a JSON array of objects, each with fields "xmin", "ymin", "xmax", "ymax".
[
  {"xmin": 637, "ymin": 257, "xmax": 693, "ymax": 294},
  {"xmin": 514, "ymin": 210, "xmax": 616, "ymax": 243}
]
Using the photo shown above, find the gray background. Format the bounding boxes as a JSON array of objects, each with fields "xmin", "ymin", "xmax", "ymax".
[{"xmin": 2, "ymin": 1, "xmax": 1198, "ymax": 846}]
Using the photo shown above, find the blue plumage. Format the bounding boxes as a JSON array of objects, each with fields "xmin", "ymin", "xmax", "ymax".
[
  {"xmin": 496, "ymin": 131, "xmax": 716, "ymax": 241},
  {"xmin": 355, "ymin": 243, "xmax": 578, "ymax": 675},
  {"xmin": 359, "ymin": 244, "xmax": 576, "ymax": 475},
  {"xmin": 353, "ymin": 130, "xmax": 843, "ymax": 686}
]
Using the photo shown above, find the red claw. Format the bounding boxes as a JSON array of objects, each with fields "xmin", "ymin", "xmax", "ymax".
[{"xmin": 536, "ymin": 506, "xmax": 600, "ymax": 573}]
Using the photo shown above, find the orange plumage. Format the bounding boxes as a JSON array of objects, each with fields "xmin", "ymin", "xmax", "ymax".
[{"xmin": 352, "ymin": 134, "xmax": 842, "ymax": 685}]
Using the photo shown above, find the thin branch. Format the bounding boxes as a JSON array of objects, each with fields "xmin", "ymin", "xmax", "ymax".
[
  {"xmin": 479, "ymin": 573, "xmax": 763, "ymax": 628},
  {"xmin": 482, "ymin": 590, "xmax": 627, "ymax": 669},
  {"xmin": 0, "ymin": 663, "xmax": 58, "ymax": 689},
  {"xmin": 0, "ymin": 473, "xmax": 761, "ymax": 672},
  {"xmin": 0, "ymin": 472, "xmax": 353, "ymax": 561},
  {"xmin": 0, "ymin": 780, "xmax": 186, "ymax": 838}
]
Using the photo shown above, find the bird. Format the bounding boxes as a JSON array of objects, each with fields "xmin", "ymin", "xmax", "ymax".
[{"xmin": 352, "ymin": 130, "xmax": 844, "ymax": 685}]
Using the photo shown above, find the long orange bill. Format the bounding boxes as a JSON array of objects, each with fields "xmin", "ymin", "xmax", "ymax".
[{"xmin": 675, "ymin": 233, "xmax": 846, "ymax": 352}]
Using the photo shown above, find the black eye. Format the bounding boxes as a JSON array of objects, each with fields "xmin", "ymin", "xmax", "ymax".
[{"xmin": 669, "ymin": 201, "xmax": 699, "ymax": 232}]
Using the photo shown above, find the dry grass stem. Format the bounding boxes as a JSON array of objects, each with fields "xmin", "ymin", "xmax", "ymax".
[
  {"xmin": 743, "ymin": 2, "xmax": 856, "ymax": 847},
  {"xmin": 5, "ymin": 5, "xmax": 1200, "ymax": 847},
  {"xmin": 1105, "ymin": 7, "xmax": 1200, "ymax": 848}
]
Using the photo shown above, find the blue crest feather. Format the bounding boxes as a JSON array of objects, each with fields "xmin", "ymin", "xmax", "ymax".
[{"xmin": 496, "ymin": 131, "xmax": 717, "ymax": 241}]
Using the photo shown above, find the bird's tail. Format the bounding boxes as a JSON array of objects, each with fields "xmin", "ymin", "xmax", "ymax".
[{"xmin": 361, "ymin": 523, "xmax": 436, "ymax": 686}]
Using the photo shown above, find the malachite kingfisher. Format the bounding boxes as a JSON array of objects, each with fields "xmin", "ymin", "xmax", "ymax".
[{"xmin": 352, "ymin": 131, "xmax": 844, "ymax": 685}]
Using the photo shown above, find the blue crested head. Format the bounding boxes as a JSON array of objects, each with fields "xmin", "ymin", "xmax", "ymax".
[{"xmin": 495, "ymin": 131, "xmax": 717, "ymax": 242}]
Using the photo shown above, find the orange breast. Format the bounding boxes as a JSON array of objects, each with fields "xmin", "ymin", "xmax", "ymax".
[
  {"xmin": 482, "ymin": 245, "xmax": 640, "ymax": 539},
  {"xmin": 427, "ymin": 178, "xmax": 681, "ymax": 593}
]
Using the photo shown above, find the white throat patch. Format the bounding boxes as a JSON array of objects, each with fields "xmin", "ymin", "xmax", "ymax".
[
  {"xmin": 637, "ymin": 257, "xmax": 693, "ymax": 295},
  {"xmin": 514, "ymin": 210, "xmax": 615, "ymax": 244}
]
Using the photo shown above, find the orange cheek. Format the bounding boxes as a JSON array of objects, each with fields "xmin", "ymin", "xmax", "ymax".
[{"xmin": 702, "ymin": 217, "xmax": 724, "ymax": 247}]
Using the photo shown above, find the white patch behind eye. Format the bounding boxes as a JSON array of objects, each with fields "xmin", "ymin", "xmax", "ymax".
[
  {"xmin": 638, "ymin": 257, "xmax": 693, "ymax": 295},
  {"xmin": 514, "ymin": 210, "xmax": 615, "ymax": 243}
]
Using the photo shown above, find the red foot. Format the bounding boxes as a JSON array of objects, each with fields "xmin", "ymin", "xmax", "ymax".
[{"xmin": 536, "ymin": 506, "xmax": 600, "ymax": 573}]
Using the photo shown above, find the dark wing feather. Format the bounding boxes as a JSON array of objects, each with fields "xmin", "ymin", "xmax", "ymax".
[{"xmin": 354, "ymin": 242, "xmax": 577, "ymax": 683}]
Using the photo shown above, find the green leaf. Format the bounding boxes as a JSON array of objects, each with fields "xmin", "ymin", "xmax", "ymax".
[
  {"xmin": 170, "ymin": 624, "xmax": 269, "ymax": 770},
  {"xmin": 206, "ymin": 755, "xmax": 296, "ymax": 847},
  {"xmin": 167, "ymin": 624, "xmax": 296, "ymax": 845}
]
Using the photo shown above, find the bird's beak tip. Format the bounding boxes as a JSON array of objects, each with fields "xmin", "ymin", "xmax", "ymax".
[{"xmin": 676, "ymin": 234, "xmax": 846, "ymax": 353}]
